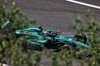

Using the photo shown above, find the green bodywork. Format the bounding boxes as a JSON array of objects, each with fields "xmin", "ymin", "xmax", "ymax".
[{"xmin": 15, "ymin": 27, "xmax": 90, "ymax": 48}]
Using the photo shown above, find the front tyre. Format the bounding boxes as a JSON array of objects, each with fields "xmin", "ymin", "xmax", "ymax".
[{"xmin": 73, "ymin": 33, "xmax": 87, "ymax": 43}]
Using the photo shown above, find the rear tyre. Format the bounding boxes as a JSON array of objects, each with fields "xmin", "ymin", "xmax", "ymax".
[{"xmin": 61, "ymin": 45, "xmax": 71, "ymax": 57}]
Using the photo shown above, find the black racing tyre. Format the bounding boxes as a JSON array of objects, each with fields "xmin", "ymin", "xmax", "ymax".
[
  {"xmin": 61, "ymin": 45, "xmax": 71, "ymax": 57},
  {"xmin": 73, "ymin": 34, "xmax": 87, "ymax": 43},
  {"xmin": 6, "ymin": 36, "xmax": 11, "ymax": 45},
  {"xmin": 6, "ymin": 36, "xmax": 11, "ymax": 41}
]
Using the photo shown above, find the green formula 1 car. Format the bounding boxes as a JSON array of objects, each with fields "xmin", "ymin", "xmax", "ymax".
[{"xmin": 15, "ymin": 26, "xmax": 92, "ymax": 58}]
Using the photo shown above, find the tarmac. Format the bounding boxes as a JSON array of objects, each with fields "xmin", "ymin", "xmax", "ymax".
[{"xmin": 5, "ymin": 0, "xmax": 100, "ymax": 66}]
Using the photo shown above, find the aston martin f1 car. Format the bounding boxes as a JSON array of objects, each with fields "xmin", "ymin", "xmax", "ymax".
[{"xmin": 15, "ymin": 26, "xmax": 92, "ymax": 58}]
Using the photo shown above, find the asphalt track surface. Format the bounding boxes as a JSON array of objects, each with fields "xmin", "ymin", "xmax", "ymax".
[
  {"xmin": 6, "ymin": 0, "xmax": 100, "ymax": 37},
  {"xmin": 77, "ymin": 0, "xmax": 100, "ymax": 6},
  {"xmin": 6, "ymin": 0, "xmax": 100, "ymax": 66}
]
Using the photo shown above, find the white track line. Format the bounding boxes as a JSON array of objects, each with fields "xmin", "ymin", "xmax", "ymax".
[{"xmin": 65, "ymin": 0, "xmax": 100, "ymax": 9}]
